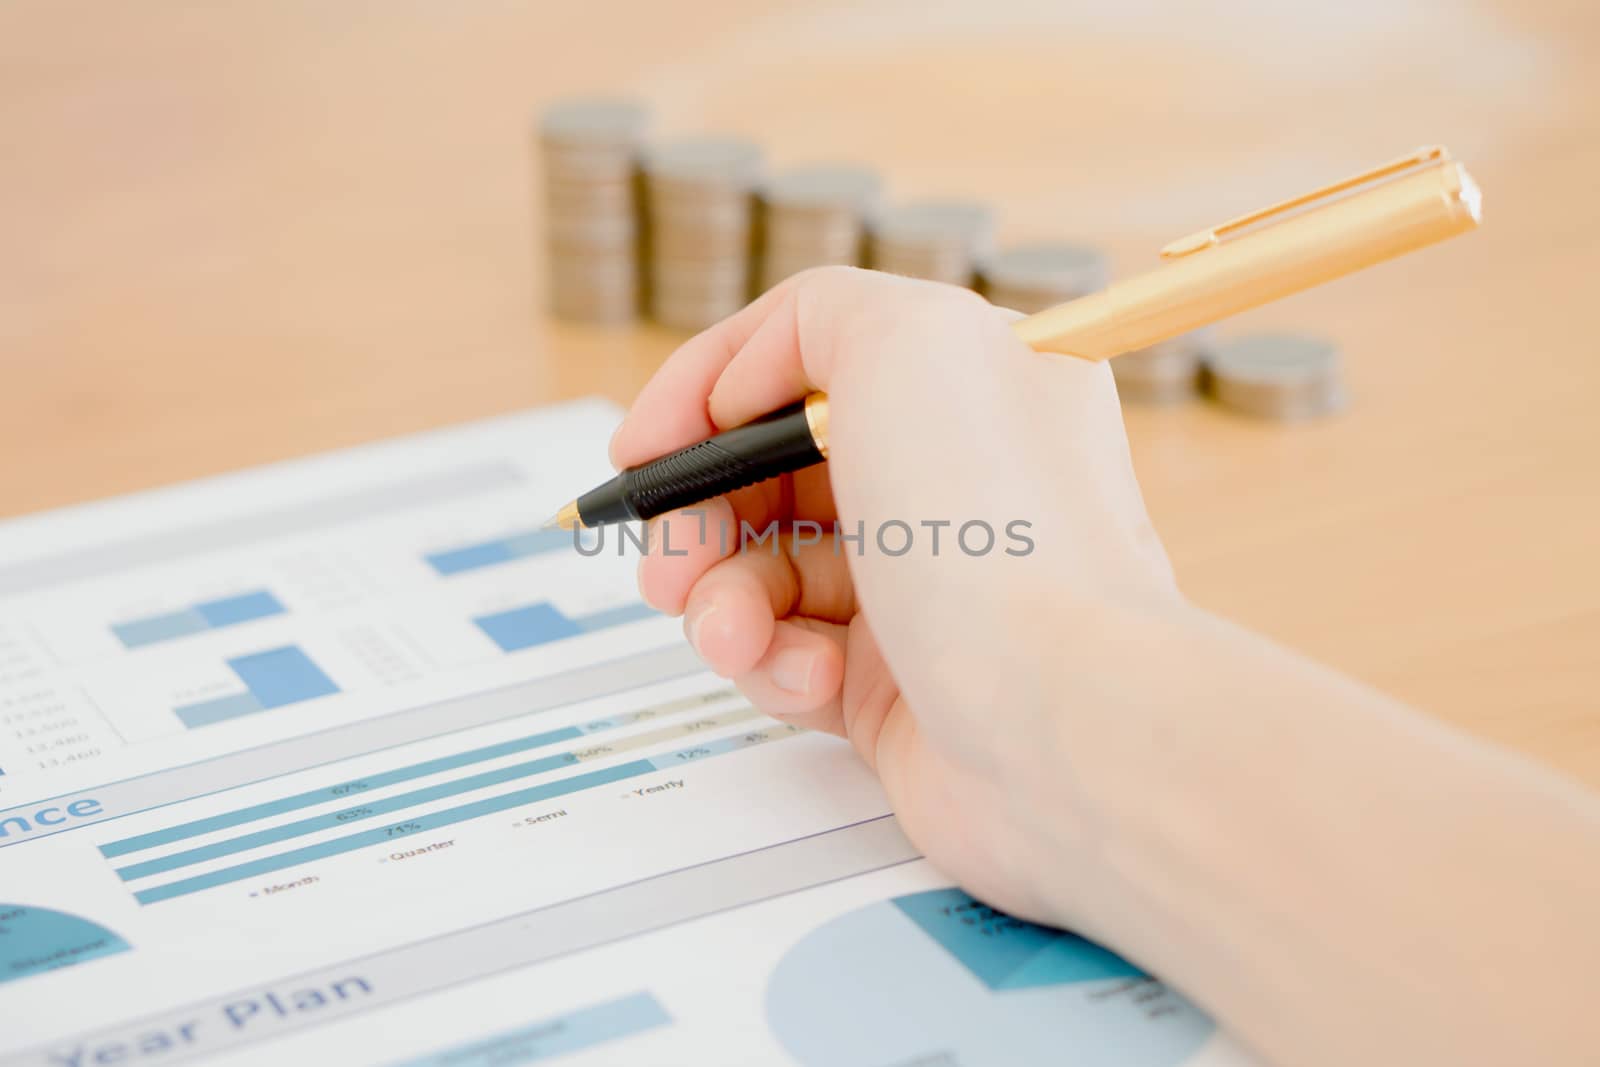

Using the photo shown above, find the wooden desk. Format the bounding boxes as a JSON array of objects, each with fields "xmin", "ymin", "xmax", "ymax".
[{"xmin": 2, "ymin": 2, "xmax": 1595, "ymax": 782}]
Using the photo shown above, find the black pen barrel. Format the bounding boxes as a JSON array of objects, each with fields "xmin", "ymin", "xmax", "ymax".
[{"xmin": 575, "ymin": 400, "xmax": 825, "ymax": 525}]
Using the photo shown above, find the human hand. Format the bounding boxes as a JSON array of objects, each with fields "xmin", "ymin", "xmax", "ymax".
[{"xmin": 610, "ymin": 267, "xmax": 1180, "ymax": 926}]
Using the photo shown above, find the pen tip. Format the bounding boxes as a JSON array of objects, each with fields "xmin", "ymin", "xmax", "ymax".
[{"xmin": 542, "ymin": 502, "xmax": 582, "ymax": 531}]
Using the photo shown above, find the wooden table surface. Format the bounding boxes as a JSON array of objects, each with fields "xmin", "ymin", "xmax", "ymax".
[{"xmin": 2, "ymin": 1, "xmax": 1596, "ymax": 784}]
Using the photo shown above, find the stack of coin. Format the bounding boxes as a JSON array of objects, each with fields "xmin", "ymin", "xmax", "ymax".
[
  {"xmin": 1111, "ymin": 330, "xmax": 1214, "ymax": 404},
  {"xmin": 538, "ymin": 98, "xmax": 651, "ymax": 324},
  {"xmin": 643, "ymin": 137, "xmax": 765, "ymax": 332},
  {"xmin": 979, "ymin": 242, "xmax": 1108, "ymax": 313},
  {"xmin": 868, "ymin": 200, "xmax": 994, "ymax": 287},
  {"xmin": 1204, "ymin": 334, "xmax": 1346, "ymax": 419},
  {"xmin": 756, "ymin": 165, "xmax": 882, "ymax": 292}
]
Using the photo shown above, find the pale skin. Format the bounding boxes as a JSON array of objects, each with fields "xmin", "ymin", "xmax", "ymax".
[{"xmin": 609, "ymin": 267, "xmax": 1600, "ymax": 1067}]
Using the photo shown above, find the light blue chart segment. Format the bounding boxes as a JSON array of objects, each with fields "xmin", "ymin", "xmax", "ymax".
[
  {"xmin": 172, "ymin": 645, "xmax": 340, "ymax": 729},
  {"xmin": 112, "ymin": 590, "xmax": 286, "ymax": 649},
  {"xmin": 194, "ymin": 590, "xmax": 285, "ymax": 627},
  {"xmin": 392, "ymin": 991, "xmax": 670, "ymax": 1067},
  {"xmin": 474, "ymin": 602, "xmax": 659, "ymax": 653},
  {"xmin": 0, "ymin": 904, "xmax": 131, "ymax": 985},
  {"xmin": 425, "ymin": 529, "xmax": 572, "ymax": 576},
  {"xmin": 766, "ymin": 888, "xmax": 1216, "ymax": 1067}
]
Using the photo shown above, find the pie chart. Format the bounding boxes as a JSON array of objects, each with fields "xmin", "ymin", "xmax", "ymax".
[
  {"xmin": 1, "ymin": 903, "xmax": 130, "ymax": 985},
  {"xmin": 766, "ymin": 887, "xmax": 1216, "ymax": 1067}
]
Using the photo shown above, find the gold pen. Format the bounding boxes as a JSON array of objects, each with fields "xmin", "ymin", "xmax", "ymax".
[{"xmin": 549, "ymin": 147, "xmax": 1481, "ymax": 529}]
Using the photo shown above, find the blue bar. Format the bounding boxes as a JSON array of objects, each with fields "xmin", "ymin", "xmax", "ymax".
[
  {"xmin": 113, "ymin": 609, "xmax": 208, "ymax": 649},
  {"xmin": 112, "ymin": 590, "xmax": 286, "ymax": 649},
  {"xmin": 134, "ymin": 760, "xmax": 656, "ymax": 904},
  {"xmin": 575, "ymin": 603, "xmax": 658, "ymax": 632},
  {"xmin": 174, "ymin": 692, "xmax": 264, "ymax": 729},
  {"xmin": 394, "ymin": 992, "xmax": 670, "ymax": 1066},
  {"xmin": 133, "ymin": 728, "xmax": 799, "ymax": 904},
  {"xmin": 116, "ymin": 747, "xmax": 586, "ymax": 880},
  {"xmin": 425, "ymin": 529, "xmax": 569, "ymax": 576},
  {"xmin": 228, "ymin": 646, "xmax": 339, "ymax": 709},
  {"xmin": 425, "ymin": 541, "xmax": 513, "ymax": 575},
  {"xmin": 475, "ymin": 604, "xmax": 583, "ymax": 652},
  {"xmin": 195, "ymin": 590, "xmax": 285, "ymax": 628},
  {"xmin": 100, "ymin": 724, "xmax": 585, "ymax": 857}
]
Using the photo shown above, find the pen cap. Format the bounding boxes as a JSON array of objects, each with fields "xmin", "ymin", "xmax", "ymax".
[{"xmin": 1012, "ymin": 154, "xmax": 1482, "ymax": 361}]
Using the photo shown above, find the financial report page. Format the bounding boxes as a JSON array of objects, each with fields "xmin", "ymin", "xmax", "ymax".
[{"xmin": 0, "ymin": 401, "xmax": 1248, "ymax": 1067}]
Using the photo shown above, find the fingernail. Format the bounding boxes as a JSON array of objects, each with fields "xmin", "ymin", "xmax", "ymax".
[
  {"xmin": 771, "ymin": 648, "xmax": 815, "ymax": 695},
  {"xmin": 684, "ymin": 601, "xmax": 716, "ymax": 656}
]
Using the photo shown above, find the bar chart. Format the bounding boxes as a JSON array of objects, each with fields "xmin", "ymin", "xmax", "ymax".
[
  {"xmin": 110, "ymin": 590, "xmax": 286, "ymax": 649},
  {"xmin": 473, "ymin": 602, "xmax": 658, "ymax": 653},
  {"xmin": 102, "ymin": 685, "xmax": 797, "ymax": 905},
  {"xmin": 172, "ymin": 645, "xmax": 340, "ymax": 729},
  {"xmin": 126, "ymin": 724, "xmax": 797, "ymax": 904},
  {"xmin": 107, "ymin": 705, "xmax": 754, "ymax": 880},
  {"xmin": 425, "ymin": 529, "xmax": 572, "ymax": 577},
  {"xmin": 100, "ymin": 688, "xmax": 736, "ymax": 859}
]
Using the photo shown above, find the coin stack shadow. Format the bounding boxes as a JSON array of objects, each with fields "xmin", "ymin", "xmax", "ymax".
[
  {"xmin": 539, "ymin": 99, "xmax": 651, "ymax": 324},
  {"xmin": 868, "ymin": 201, "xmax": 994, "ymax": 287},
  {"xmin": 643, "ymin": 138, "xmax": 765, "ymax": 332},
  {"xmin": 757, "ymin": 165, "xmax": 883, "ymax": 292},
  {"xmin": 1205, "ymin": 334, "xmax": 1346, "ymax": 419}
]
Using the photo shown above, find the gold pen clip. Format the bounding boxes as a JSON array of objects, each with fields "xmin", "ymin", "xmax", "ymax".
[{"xmin": 1160, "ymin": 146, "xmax": 1451, "ymax": 259}]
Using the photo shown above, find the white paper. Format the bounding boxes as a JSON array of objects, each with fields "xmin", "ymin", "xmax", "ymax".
[{"xmin": 0, "ymin": 401, "xmax": 1251, "ymax": 1066}]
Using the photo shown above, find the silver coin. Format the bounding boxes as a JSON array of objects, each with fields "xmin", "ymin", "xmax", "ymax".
[
  {"xmin": 870, "ymin": 245, "xmax": 978, "ymax": 285},
  {"xmin": 1136, "ymin": 328, "xmax": 1215, "ymax": 362},
  {"xmin": 980, "ymin": 243, "xmax": 1107, "ymax": 296},
  {"xmin": 643, "ymin": 138, "xmax": 764, "ymax": 187},
  {"xmin": 1205, "ymin": 334, "xmax": 1345, "ymax": 419},
  {"xmin": 547, "ymin": 213, "xmax": 639, "ymax": 249},
  {"xmin": 651, "ymin": 272, "xmax": 751, "ymax": 301},
  {"xmin": 762, "ymin": 164, "xmax": 881, "ymax": 210},
  {"xmin": 984, "ymin": 287, "xmax": 1063, "ymax": 315},
  {"xmin": 549, "ymin": 282, "xmax": 640, "ymax": 324},
  {"xmin": 1112, "ymin": 331, "xmax": 1211, "ymax": 379},
  {"xmin": 651, "ymin": 228, "xmax": 753, "ymax": 261},
  {"xmin": 870, "ymin": 200, "xmax": 993, "ymax": 248},
  {"xmin": 1113, "ymin": 375, "xmax": 1199, "ymax": 405},
  {"xmin": 545, "ymin": 177, "xmax": 639, "ymax": 210},
  {"xmin": 548, "ymin": 258, "xmax": 636, "ymax": 280},
  {"xmin": 1210, "ymin": 377, "xmax": 1348, "ymax": 420},
  {"xmin": 539, "ymin": 98, "xmax": 651, "ymax": 146},
  {"xmin": 1205, "ymin": 334, "xmax": 1339, "ymax": 384},
  {"xmin": 763, "ymin": 217, "xmax": 863, "ymax": 247},
  {"xmin": 650, "ymin": 292, "xmax": 746, "ymax": 332}
]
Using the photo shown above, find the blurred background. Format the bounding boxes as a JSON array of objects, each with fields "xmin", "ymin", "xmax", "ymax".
[{"xmin": 1, "ymin": 0, "xmax": 1596, "ymax": 776}]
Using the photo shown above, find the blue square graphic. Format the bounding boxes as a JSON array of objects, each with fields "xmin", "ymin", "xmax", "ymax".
[
  {"xmin": 226, "ymin": 646, "xmax": 340, "ymax": 709},
  {"xmin": 474, "ymin": 604, "xmax": 583, "ymax": 652}
]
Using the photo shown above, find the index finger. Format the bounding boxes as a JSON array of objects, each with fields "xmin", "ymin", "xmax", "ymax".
[
  {"xmin": 610, "ymin": 266, "xmax": 922, "ymax": 468},
  {"xmin": 608, "ymin": 272, "xmax": 810, "ymax": 469}
]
